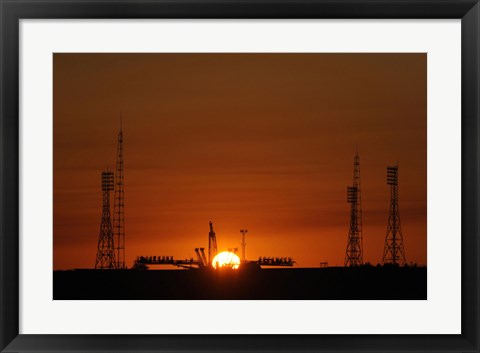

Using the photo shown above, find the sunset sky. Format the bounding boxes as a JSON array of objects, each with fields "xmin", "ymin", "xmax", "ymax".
[{"xmin": 53, "ymin": 53, "xmax": 426, "ymax": 270}]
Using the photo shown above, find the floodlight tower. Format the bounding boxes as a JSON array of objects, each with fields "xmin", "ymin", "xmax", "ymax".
[
  {"xmin": 382, "ymin": 165, "xmax": 406, "ymax": 265},
  {"xmin": 113, "ymin": 124, "xmax": 125, "ymax": 269},
  {"xmin": 240, "ymin": 229, "xmax": 248, "ymax": 262},
  {"xmin": 208, "ymin": 221, "xmax": 218, "ymax": 265},
  {"xmin": 95, "ymin": 171, "xmax": 116, "ymax": 269},
  {"xmin": 345, "ymin": 152, "xmax": 363, "ymax": 266}
]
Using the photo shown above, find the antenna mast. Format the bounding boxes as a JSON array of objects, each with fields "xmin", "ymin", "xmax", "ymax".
[
  {"xmin": 240, "ymin": 229, "xmax": 248, "ymax": 262},
  {"xmin": 345, "ymin": 151, "xmax": 363, "ymax": 266},
  {"xmin": 114, "ymin": 123, "xmax": 125, "ymax": 269}
]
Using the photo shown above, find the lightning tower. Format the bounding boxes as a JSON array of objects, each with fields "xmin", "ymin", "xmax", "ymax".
[
  {"xmin": 95, "ymin": 171, "xmax": 116, "ymax": 269},
  {"xmin": 382, "ymin": 165, "xmax": 406, "ymax": 265},
  {"xmin": 240, "ymin": 229, "xmax": 248, "ymax": 262},
  {"xmin": 113, "ymin": 124, "xmax": 125, "ymax": 269},
  {"xmin": 208, "ymin": 221, "xmax": 218, "ymax": 266},
  {"xmin": 345, "ymin": 151, "xmax": 363, "ymax": 266}
]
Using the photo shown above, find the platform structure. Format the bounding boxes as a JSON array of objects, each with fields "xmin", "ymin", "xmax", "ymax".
[
  {"xmin": 134, "ymin": 255, "xmax": 295, "ymax": 269},
  {"xmin": 134, "ymin": 221, "xmax": 295, "ymax": 270},
  {"xmin": 135, "ymin": 256, "xmax": 200, "ymax": 269},
  {"xmin": 256, "ymin": 257, "xmax": 295, "ymax": 267}
]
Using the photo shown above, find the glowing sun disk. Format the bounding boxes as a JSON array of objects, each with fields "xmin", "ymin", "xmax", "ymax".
[{"xmin": 212, "ymin": 251, "xmax": 240, "ymax": 269}]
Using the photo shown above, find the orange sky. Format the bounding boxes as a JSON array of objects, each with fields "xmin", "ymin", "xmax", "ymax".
[{"xmin": 53, "ymin": 53, "xmax": 426, "ymax": 270}]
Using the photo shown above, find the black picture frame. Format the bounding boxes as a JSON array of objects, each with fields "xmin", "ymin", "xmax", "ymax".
[{"xmin": 1, "ymin": 0, "xmax": 478, "ymax": 352}]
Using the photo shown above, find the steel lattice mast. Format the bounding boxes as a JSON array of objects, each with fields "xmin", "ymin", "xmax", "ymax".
[
  {"xmin": 345, "ymin": 151, "xmax": 363, "ymax": 266},
  {"xmin": 95, "ymin": 171, "xmax": 116, "ymax": 269},
  {"xmin": 114, "ymin": 125, "xmax": 125, "ymax": 269},
  {"xmin": 382, "ymin": 165, "xmax": 406, "ymax": 265}
]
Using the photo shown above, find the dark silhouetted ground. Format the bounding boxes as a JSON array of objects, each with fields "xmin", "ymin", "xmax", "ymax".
[{"xmin": 53, "ymin": 266, "xmax": 426, "ymax": 300}]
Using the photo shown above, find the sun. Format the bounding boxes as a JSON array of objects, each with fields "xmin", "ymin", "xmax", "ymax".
[{"xmin": 212, "ymin": 251, "xmax": 241, "ymax": 270}]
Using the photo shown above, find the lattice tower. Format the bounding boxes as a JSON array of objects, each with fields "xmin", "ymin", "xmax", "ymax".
[
  {"xmin": 345, "ymin": 152, "xmax": 363, "ymax": 266},
  {"xmin": 382, "ymin": 165, "xmax": 406, "ymax": 265},
  {"xmin": 113, "ymin": 126, "xmax": 125, "ymax": 269},
  {"xmin": 95, "ymin": 171, "xmax": 116, "ymax": 269}
]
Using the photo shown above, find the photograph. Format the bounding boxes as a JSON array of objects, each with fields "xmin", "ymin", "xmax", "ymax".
[
  {"xmin": 2, "ymin": 0, "xmax": 477, "ymax": 350},
  {"xmin": 53, "ymin": 53, "xmax": 427, "ymax": 300}
]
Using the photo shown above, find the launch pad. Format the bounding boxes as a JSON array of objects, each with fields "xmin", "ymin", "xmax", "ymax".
[
  {"xmin": 133, "ymin": 221, "xmax": 295, "ymax": 270},
  {"xmin": 134, "ymin": 255, "xmax": 294, "ymax": 270}
]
